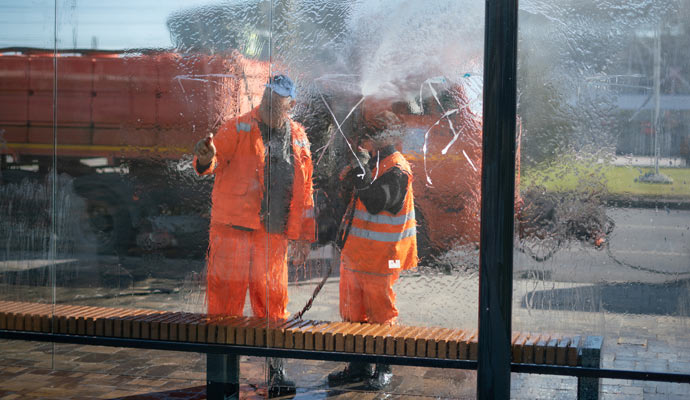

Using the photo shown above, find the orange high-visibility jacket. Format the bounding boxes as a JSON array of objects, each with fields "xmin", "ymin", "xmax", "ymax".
[
  {"xmin": 195, "ymin": 107, "xmax": 315, "ymax": 241},
  {"xmin": 341, "ymin": 151, "xmax": 418, "ymax": 274}
]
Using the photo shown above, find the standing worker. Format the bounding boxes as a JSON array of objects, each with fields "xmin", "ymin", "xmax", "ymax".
[
  {"xmin": 328, "ymin": 111, "xmax": 418, "ymax": 390},
  {"xmin": 194, "ymin": 74, "xmax": 315, "ymax": 398}
]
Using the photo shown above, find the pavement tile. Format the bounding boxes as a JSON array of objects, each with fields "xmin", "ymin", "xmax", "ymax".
[
  {"xmin": 73, "ymin": 352, "xmax": 115, "ymax": 363},
  {"xmin": 642, "ymin": 385, "xmax": 657, "ymax": 393},
  {"xmin": 669, "ymin": 361, "xmax": 690, "ymax": 373},
  {"xmin": 644, "ymin": 394, "xmax": 688, "ymax": 400},
  {"xmin": 0, "ymin": 367, "xmax": 26, "ymax": 374},
  {"xmin": 130, "ymin": 378, "xmax": 172, "ymax": 388},
  {"xmin": 618, "ymin": 337, "xmax": 648, "ymax": 346},
  {"xmin": 620, "ymin": 385, "xmax": 644, "ymax": 395},
  {"xmin": 635, "ymin": 359, "xmax": 670, "ymax": 372},
  {"xmin": 167, "ymin": 370, "xmax": 206, "ymax": 381},
  {"xmin": 612, "ymin": 360, "xmax": 635, "ymax": 369}
]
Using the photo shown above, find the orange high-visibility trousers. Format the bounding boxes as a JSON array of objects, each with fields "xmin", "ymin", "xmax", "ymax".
[
  {"xmin": 338, "ymin": 258, "xmax": 400, "ymax": 324},
  {"xmin": 206, "ymin": 224, "xmax": 289, "ymax": 320}
]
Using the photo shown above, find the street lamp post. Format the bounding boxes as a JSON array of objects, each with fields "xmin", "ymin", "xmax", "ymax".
[{"xmin": 637, "ymin": 25, "xmax": 672, "ymax": 184}]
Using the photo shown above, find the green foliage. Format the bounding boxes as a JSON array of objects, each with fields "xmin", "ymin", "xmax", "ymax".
[{"xmin": 522, "ymin": 159, "xmax": 690, "ymax": 197}]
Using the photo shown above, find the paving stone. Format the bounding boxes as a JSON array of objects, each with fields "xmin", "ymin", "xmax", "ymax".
[
  {"xmin": 141, "ymin": 365, "xmax": 180, "ymax": 378},
  {"xmin": 666, "ymin": 382, "xmax": 690, "ymax": 395},
  {"xmin": 612, "ymin": 360, "xmax": 635, "ymax": 369},
  {"xmin": 620, "ymin": 385, "xmax": 643, "ymax": 395},
  {"xmin": 669, "ymin": 361, "xmax": 690, "ymax": 373},
  {"xmin": 601, "ymin": 395, "xmax": 639, "ymax": 400},
  {"xmin": 618, "ymin": 337, "xmax": 648, "ymax": 346},
  {"xmin": 643, "ymin": 394, "xmax": 688, "ymax": 400},
  {"xmin": 634, "ymin": 359, "xmax": 669, "ymax": 372},
  {"xmin": 72, "ymin": 352, "xmax": 113, "ymax": 363},
  {"xmin": 642, "ymin": 385, "xmax": 657, "ymax": 393},
  {"xmin": 614, "ymin": 354, "xmax": 640, "ymax": 362}
]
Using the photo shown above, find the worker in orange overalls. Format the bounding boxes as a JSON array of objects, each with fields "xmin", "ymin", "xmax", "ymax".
[
  {"xmin": 193, "ymin": 74, "xmax": 314, "ymax": 398},
  {"xmin": 327, "ymin": 111, "xmax": 417, "ymax": 390}
]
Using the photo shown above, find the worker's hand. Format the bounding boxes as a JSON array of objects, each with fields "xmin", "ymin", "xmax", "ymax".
[
  {"xmin": 350, "ymin": 146, "xmax": 371, "ymax": 168},
  {"xmin": 288, "ymin": 240, "xmax": 311, "ymax": 268},
  {"xmin": 194, "ymin": 134, "xmax": 216, "ymax": 166}
]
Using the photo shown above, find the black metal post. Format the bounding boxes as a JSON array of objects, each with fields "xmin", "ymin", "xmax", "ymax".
[
  {"xmin": 477, "ymin": 0, "xmax": 519, "ymax": 398},
  {"xmin": 207, "ymin": 353, "xmax": 240, "ymax": 400}
]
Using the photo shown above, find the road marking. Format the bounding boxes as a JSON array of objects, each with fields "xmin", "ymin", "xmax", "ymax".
[
  {"xmin": 610, "ymin": 249, "xmax": 690, "ymax": 257},
  {"xmin": 616, "ymin": 224, "xmax": 689, "ymax": 231}
]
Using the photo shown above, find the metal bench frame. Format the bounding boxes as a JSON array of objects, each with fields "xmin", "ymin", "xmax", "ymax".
[{"xmin": 0, "ymin": 328, "xmax": 607, "ymax": 399}]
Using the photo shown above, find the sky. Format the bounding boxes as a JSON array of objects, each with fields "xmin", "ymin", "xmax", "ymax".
[{"xmin": 0, "ymin": 0, "xmax": 203, "ymax": 50}]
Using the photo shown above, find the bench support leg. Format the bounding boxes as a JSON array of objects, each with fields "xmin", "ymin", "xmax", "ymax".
[
  {"xmin": 577, "ymin": 336, "xmax": 603, "ymax": 400},
  {"xmin": 207, "ymin": 353, "xmax": 240, "ymax": 400}
]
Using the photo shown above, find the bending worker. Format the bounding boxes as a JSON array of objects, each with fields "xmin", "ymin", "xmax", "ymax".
[
  {"xmin": 193, "ymin": 74, "xmax": 314, "ymax": 398},
  {"xmin": 328, "ymin": 111, "xmax": 418, "ymax": 390}
]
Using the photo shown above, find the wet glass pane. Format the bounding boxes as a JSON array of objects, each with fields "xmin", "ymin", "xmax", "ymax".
[
  {"xmin": 1, "ymin": 0, "xmax": 56, "ymax": 311},
  {"xmin": 3, "ymin": 0, "xmax": 487, "ymax": 397},
  {"xmin": 514, "ymin": 0, "xmax": 690, "ymax": 395},
  {"xmin": 0, "ymin": 0, "xmax": 58, "ymax": 384}
]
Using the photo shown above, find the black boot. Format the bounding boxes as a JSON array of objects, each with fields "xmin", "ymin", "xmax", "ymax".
[
  {"xmin": 268, "ymin": 358, "xmax": 296, "ymax": 398},
  {"xmin": 366, "ymin": 364, "xmax": 393, "ymax": 391},
  {"xmin": 327, "ymin": 362, "xmax": 374, "ymax": 386}
]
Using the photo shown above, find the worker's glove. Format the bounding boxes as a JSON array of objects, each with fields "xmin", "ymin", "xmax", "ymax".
[
  {"xmin": 194, "ymin": 134, "xmax": 216, "ymax": 166},
  {"xmin": 288, "ymin": 240, "xmax": 311, "ymax": 269}
]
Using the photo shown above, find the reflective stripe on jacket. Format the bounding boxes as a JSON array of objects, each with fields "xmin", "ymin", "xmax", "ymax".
[
  {"xmin": 341, "ymin": 151, "xmax": 418, "ymax": 274},
  {"xmin": 193, "ymin": 106, "xmax": 315, "ymax": 241}
]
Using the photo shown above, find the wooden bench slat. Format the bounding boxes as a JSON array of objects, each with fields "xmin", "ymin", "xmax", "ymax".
[
  {"xmin": 512, "ymin": 332, "xmax": 530, "ymax": 363},
  {"xmin": 534, "ymin": 334, "xmax": 551, "ymax": 364},
  {"xmin": 556, "ymin": 337, "xmax": 571, "ymax": 365},
  {"xmin": 0, "ymin": 302, "xmax": 594, "ymax": 371}
]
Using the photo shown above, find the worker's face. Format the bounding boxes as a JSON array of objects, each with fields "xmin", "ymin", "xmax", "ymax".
[
  {"xmin": 359, "ymin": 137, "xmax": 375, "ymax": 153},
  {"xmin": 259, "ymin": 88, "xmax": 295, "ymax": 128}
]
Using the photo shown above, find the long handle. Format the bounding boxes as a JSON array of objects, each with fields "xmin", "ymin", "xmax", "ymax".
[{"xmin": 290, "ymin": 191, "xmax": 358, "ymax": 322}]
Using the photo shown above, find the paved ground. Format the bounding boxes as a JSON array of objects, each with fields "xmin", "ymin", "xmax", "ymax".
[
  {"xmin": 1, "ymin": 273, "xmax": 689, "ymax": 399},
  {"xmin": 1, "ymin": 335, "xmax": 690, "ymax": 399},
  {"xmin": 0, "ymin": 340, "xmax": 477, "ymax": 399},
  {"xmin": 1, "ymin": 236, "xmax": 689, "ymax": 398}
]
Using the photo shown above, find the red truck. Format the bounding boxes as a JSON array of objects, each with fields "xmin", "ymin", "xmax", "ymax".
[
  {"xmin": 0, "ymin": 46, "xmax": 519, "ymax": 263},
  {"xmin": 5, "ymin": 48, "xmax": 603, "ymax": 265},
  {"xmin": 0, "ymin": 48, "xmax": 272, "ymax": 254}
]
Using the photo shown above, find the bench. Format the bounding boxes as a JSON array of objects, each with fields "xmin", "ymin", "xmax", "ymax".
[{"xmin": 0, "ymin": 300, "xmax": 602, "ymax": 399}]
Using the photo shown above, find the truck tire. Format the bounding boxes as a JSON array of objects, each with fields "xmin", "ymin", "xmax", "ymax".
[{"xmin": 76, "ymin": 191, "xmax": 132, "ymax": 255}]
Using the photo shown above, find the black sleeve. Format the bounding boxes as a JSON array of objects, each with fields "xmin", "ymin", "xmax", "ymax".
[
  {"xmin": 195, "ymin": 159, "xmax": 212, "ymax": 174},
  {"xmin": 355, "ymin": 167, "xmax": 409, "ymax": 215}
]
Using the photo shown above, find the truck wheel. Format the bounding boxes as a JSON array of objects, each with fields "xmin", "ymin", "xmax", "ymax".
[{"xmin": 77, "ymin": 194, "xmax": 132, "ymax": 255}]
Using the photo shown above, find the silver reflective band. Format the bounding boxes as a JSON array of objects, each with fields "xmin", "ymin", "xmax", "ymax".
[
  {"xmin": 303, "ymin": 207, "xmax": 315, "ymax": 218},
  {"xmin": 293, "ymin": 138, "xmax": 309, "ymax": 148},
  {"xmin": 349, "ymin": 226, "xmax": 416, "ymax": 242},
  {"xmin": 353, "ymin": 209, "xmax": 415, "ymax": 225},
  {"xmin": 237, "ymin": 122, "xmax": 252, "ymax": 132}
]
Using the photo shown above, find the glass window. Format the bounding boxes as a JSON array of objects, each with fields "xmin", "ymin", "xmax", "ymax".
[
  {"xmin": 1, "ymin": 0, "xmax": 493, "ymax": 397},
  {"xmin": 515, "ymin": 0, "xmax": 690, "ymax": 396}
]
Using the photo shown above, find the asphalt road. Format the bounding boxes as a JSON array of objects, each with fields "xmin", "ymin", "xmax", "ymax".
[{"xmin": 515, "ymin": 207, "xmax": 690, "ymax": 284}]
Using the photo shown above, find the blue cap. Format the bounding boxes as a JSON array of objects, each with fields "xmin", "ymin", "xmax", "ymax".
[{"xmin": 266, "ymin": 74, "xmax": 296, "ymax": 99}]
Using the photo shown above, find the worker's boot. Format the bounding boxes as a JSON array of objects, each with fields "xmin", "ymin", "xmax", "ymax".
[
  {"xmin": 366, "ymin": 364, "xmax": 393, "ymax": 391},
  {"xmin": 327, "ymin": 362, "xmax": 374, "ymax": 386},
  {"xmin": 268, "ymin": 358, "xmax": 296, "ymax": 398}
]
